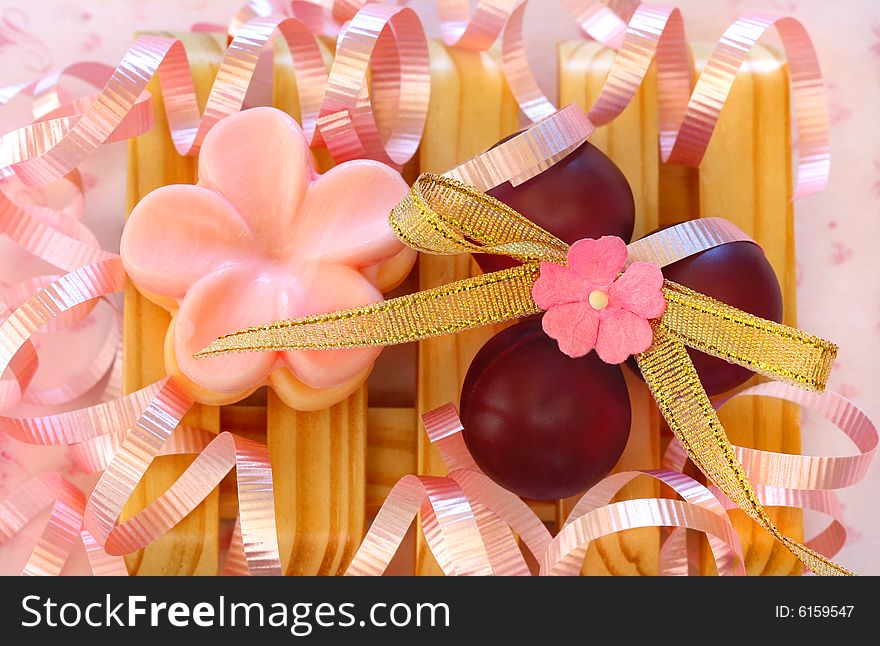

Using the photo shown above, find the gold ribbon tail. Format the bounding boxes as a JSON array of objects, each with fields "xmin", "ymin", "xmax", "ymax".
[{"xmin": 636, "ymin": 323, "xmax": 851, "ymax": 576}]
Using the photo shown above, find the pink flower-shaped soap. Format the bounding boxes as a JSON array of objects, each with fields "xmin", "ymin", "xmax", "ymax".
[
  {"xmin": 531, "ymin": 236, "xmax": 666, "ymax": 364},
  {"xmin": 121, "ymin": 107, "xmax": 415, "ymax": 410}
]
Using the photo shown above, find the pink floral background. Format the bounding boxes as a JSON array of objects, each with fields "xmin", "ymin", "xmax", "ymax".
[{"xmin": 1, "ymin": 0, "xmax": 878, "ymax": 574}]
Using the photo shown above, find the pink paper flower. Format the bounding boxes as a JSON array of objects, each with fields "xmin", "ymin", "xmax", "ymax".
[
  {"xmin": 531, "ymin": 236, "xmax": 666, "ymax": 364},
  {"xmin": 121, "ymin": 107, "xmax": 415, "ymax": 410}
]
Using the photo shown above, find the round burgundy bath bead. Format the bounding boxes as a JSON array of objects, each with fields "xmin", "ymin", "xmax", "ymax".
[
  {"xmin": 639, "ymin": 238, "xmax": 784, "ymax": 395},
  {"xmin": 477, "ymin": 141, "xmax": 636, "ymax": 274},
  {"xmin": 460, "ymin": 319, "xmax": 631, "ymax": 500}
]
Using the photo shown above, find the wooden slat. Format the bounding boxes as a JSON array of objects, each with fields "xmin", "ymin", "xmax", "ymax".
[
  {"xmin": 266, "ymin": 388, "xmax": 366, "ymax": 575},
  {"xmin": 558, "ymin": 40, "xmax": 661, "ymax": 576},
  {"xmin": 123, "ymin": 33, "xmax": 225, "ymax": 575},
  {"xmin": 415, "ymin": 43, "xmax": 518, "ymax": 575},
  {"xmin": 267, "ymin": 32, "xmax": 369, "ymax": 576},
  {"xmin": 366, "ymin": 407, "xmax": 418, "ymax": 514},
  {"xmin": 695, "ymin": 44, "xmax": 803, "ymax": 576}
]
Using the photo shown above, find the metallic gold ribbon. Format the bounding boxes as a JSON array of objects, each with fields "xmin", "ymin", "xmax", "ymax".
[{"xmin": 204, "ymin": 172, "xmax": 847, "ymax": 575}]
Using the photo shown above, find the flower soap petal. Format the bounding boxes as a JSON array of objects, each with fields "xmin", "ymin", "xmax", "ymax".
[
  {"xmin": 567, "ymin": 236, "xmax": 627, "ymax": 286},
  {"xmin": 532, "ymin": 261, "xmax": 590, "ymax": 310},
  {"xmin": 294, "ymin": 160, "xmax": 410, "ymax": 269},
  {"xmin": 198, "ymin": 107, "xmax": 312, "ymax": 239},
  {"xmin": 541, "ymin": 302, "xmax": 599, "ymax": 358},
  {"xmin": 594, "ymin": 308, "xmax": 654, "ymax": 364},
  {"xmin": 121, "ymin": 185, "xmax": 253, "ymax": 302},
  {"xmin": 174, "ymin": 267, "xmax": 279, "ymax": 395},
  {"xmin": 610, "ymin": 261, "xmax": 666, "ymax": 318},
  {"xmin": 277, "ymin": 263, "xmax": 383, "ymax": 389}
]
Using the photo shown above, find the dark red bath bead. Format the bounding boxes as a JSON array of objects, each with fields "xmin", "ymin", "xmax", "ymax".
[
  {"xmin": 643, "ymin": 239, "xmax": 784, "ymax": 395},
  {"xmin": 477, "ymin": 141, "xmax": 636, "ymax": 274},
  {"xmin": 460, "ymin": 319, "xmax": 631, "ymax": 500}
]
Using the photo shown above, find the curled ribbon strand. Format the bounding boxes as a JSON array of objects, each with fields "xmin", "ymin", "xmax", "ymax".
[
  {"xmin": 316, "ymin": 4, "xmax": 430, "ymax": 165},
  {"xmin": 0, "ymin": 472, "xmax": 127, "ymax": 576},
  {"xmin": 500, "ymin": 2, "xmax": 828, "ymax": 196},
  {"xmin": 346, "ymin": 403, "xmax": 747, "ymax": 576},
  {"xmin": 4, "ymin": 15, "xmax": 328, "ymax": 187},
  {"xmin": 662, "ymin": 381, "xmax": 877, "ymax": 570},
  {"xmin": 0, "ymin": 257, "xmax": 280, "ymax": 573},
  {"xmin": 83, "ymin": 377, "xmax": 281, "ymax": 575}
]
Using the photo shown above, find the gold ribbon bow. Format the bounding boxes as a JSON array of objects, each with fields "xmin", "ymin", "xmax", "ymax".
[{"xmin": 199, "ymin": 173, "xmax": 846, "ymax": 576}]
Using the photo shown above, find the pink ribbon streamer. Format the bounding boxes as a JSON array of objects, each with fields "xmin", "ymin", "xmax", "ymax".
[
  {"xmin": 3, "ymin": 16, "xmax": 326, "ymax": 187},
  {"xmin": 352, "ymin": 381, "xmax": 877, "ymax": 576},
  {"xmin": 317, "ymin": 4, "xmax": 429, "ymax": 165},
  {"xmin": 500, "ymin": 2, "xmax": 829, "ymax": 197},
  {"xmin": 83, "ymin": 377, "xmax": 281, "ymax": 575},
  {"xmin": 347, "ymin": 403, "xmax": 748, "ymax": 576},
  {"xmin": 444, "ymin": 103, "xmax": 595, "ymax": 190},
  {"xmin": 0, "ymin": 471, "xmax": 127, "ymax": 576},
  {"xmin": 661, "ymin": 381, "xmax": 877, "ymax": 566},
  {"xmin": 0, "ymin": 256, "xmax": 281, "ymax": 574}
]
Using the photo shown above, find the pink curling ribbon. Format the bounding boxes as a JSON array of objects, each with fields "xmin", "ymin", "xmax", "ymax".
[
  {"xmin": 347, "ymin": 403, "xmax": 746, "ymax": 576},
  {"xmin": 0, "ymin": 472, "xmax": 127, "ymax": 576},
  {"xmin": 0, "ymin": 2, "xmax": 829, "ymax": 193},
  {"xmin": 0, "ymin": 257, "xmax": 281, "ymax": 573},
  {"xmin": 316, "ymin": 3, "xmax": 429, "ymax": 165},
  {"xmin": 82, "ymin": 377, "xmax": 281, "ymax": 575},
  {"xmin": 661, "ymin": 381, "xmax": 877, "ymax": 569},
  {"xmin": 444, "ymin": 103, "xmax": 595, "ymax": 190},
  {"xmin": 3, "ymin": 15, "xmax": 328, "ymax": 188},
  {"xmin": 234, "ymin": 1, "xmax": 828, "ymax": 196},
  {"xmin": 502, "ymin": 2, "xmax": 829, "ymax": 197},
  {"xmin": 0, "ymin": 302, "xmax": 38, "ymax": 411},
  {"xmin": 0, "ymin": 273, "xmax": 119, "ymax": 410},
  {"xmin": 229, "ymin": 1, "xmax": 341, "ymax": 38},
  {"xmin": 3, "ymin": 7, "xmax": 432, "ymax": 185}
]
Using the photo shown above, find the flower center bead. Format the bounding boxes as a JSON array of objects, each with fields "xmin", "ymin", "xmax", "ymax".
[{"xmin": 588, "ymin": 289, "xmax": 609, "ymax": 310}]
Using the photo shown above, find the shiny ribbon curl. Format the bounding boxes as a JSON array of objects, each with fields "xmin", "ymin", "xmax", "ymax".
[
  {"xmin": 0, "ymin": 71, "xmax": 124, "ymax": 415},
  {"xmin": 82, "ymin": 377, "xmax": 281, "ymax": 575},
  {"xmin": 0, "ymin": 256, "xmax": 280, "ymax": 574},
  {"xmin": 662, "ymin": 381, "xmax": 877, "ymax": 571},
  {"xmin": 348, "ymin": 378, "xmax": 876, "ymax": 577},
  {"xmin": 497, "ymin": 1, "xmax": 829, "ymax": 197},
  {"xmin": 0, "ymin": 1, "xmax": 829, "ymax": 195},
  {"xmin": 224, "ymin": 1, "xmax": 827, "ymax": 195},
  {"xmin": 203, "ymin": 163, "xmax": 849, "ymax": 574},
  {"xmin": 1, "ymin": 3, "xmax": 433, "ymax": 188},
  {"xmin": 316, "ymin": 4, "xmax": 430, "ymax": 165},
  {"xmin": 0, "ymin": 472, "xmax": 128, "ymax": 576},
  {"xmin": 346, "ymin": 403, "xmax": 747, "ymax": 576},
  {"xmin": 2, "ymin": 15, "xmax": 329, "ymax": 187}
]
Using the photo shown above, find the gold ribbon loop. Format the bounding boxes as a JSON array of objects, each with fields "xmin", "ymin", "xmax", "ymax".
[
  {"xmin": 661, "ymin": 282, "xmax": 837, "ymax": 392},
  {"xmin": 391, "ymin": 174, "xmax": 568, "ymax": 262}
]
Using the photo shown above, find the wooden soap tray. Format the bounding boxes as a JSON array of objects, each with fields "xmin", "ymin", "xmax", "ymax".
[{"xmin": 124, "ymin": 32, "xmax": 802, "ymax": 576}]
